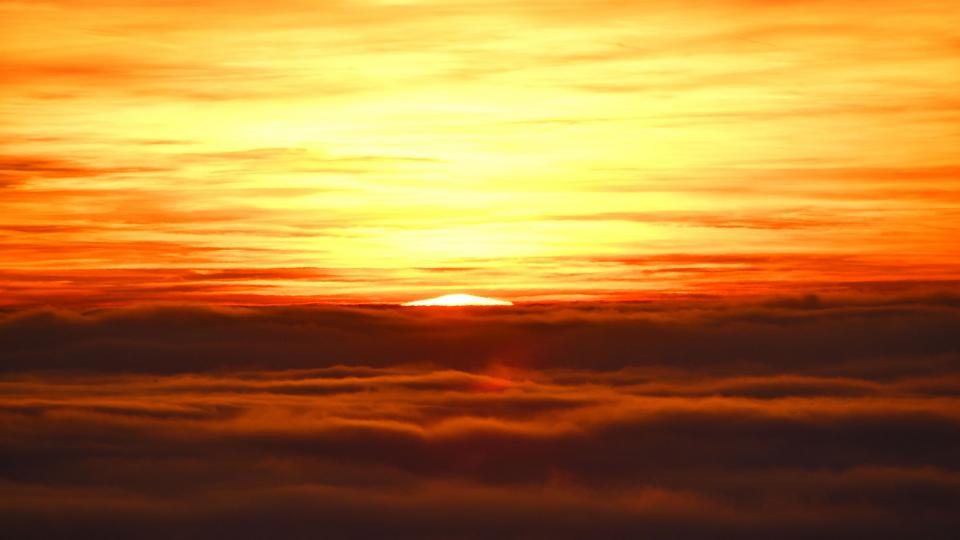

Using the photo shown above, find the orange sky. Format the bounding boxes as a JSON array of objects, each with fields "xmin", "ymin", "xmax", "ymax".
[{"xmin": 2, "ymin": 0, "xmax": 959, "ymax": 306}]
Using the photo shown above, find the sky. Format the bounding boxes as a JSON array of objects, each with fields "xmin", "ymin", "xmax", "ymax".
[{"xmin": 2, "ymin": 0, "xmax": 959, "ymax": 306}]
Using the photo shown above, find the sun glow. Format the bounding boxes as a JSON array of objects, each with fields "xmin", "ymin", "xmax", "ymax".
[
  {"xmin": 1, "ymin": 0, "xmax": 959, "ymax": 308},
  {"xmin": 402, "ymin": 294, "xmax": 513, "ymax": 307}
]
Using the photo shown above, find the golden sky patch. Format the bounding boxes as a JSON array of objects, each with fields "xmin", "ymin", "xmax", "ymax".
[{"xmin": 2, "ymin": 0, "xmax": 959, "ymax": 305}]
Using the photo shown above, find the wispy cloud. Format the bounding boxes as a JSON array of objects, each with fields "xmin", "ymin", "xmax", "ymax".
[{"xmin": 1, "ymin": 0, "xmax": 958, "ymax": 303}]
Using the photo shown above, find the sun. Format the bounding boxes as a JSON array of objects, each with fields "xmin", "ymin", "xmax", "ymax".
[{"xmin": 402, "ymin": 293, "xmax": 513, "ymax": 307}]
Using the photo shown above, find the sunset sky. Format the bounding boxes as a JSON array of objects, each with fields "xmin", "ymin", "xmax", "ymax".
[
  {"xmin": 3, "ymin": 0, "xmax": 959, "ymax": 306},
  {"xmin": 3, "ymin": 2, "xmax": 960, "ymax": 538}
]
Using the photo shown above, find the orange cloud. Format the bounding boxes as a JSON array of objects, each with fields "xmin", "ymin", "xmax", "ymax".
[{"xmin": 1, "ymin": 0, "xmax": 958, "ymax": 305}]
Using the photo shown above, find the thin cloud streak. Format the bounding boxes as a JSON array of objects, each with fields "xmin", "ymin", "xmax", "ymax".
[{"xmin": 1, "ymin": 0, "xmax": 959, "ymax": 304}]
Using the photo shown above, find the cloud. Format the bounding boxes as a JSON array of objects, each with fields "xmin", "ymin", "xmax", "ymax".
[
  {"xmin": 1, "ymin": 294, "xmax": 958, "ymax": 374},
  {"xmin": 0, "ymin": 154, "xmax": 166, "ymax": 186},
  {"xmin": 1, "ymin": 296, "xmax": 959, "ymax": 537},
  {"xmin": 546, "ymin": 209, "xmax": 860, "ymax": 230},
  {"xmin": 2, "ymin": 0, "xmax": 959, "ymax": 304}
]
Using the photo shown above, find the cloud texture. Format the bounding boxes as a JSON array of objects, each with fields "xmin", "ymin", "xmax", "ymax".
[
  {"xmin": 2, "ymin": 295, "xmax": 959, "ymax": 538},
  {"xmin": 2, "ymin": 0, "xmax": 960, "ymax": 303}
]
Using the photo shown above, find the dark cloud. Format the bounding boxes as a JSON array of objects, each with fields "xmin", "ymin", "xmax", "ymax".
[
  {"xmin": 2, "ymin": 294, "xmax": 958, "ymax": 375},
  {"xmin": 1, "ymin": 296, "xmax": 959, "ymax": 537}
]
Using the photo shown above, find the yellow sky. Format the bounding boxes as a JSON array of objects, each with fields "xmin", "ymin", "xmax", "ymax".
[{"xmin": 2, "ymin": 0, "xmax": 959, "ymax": 305}]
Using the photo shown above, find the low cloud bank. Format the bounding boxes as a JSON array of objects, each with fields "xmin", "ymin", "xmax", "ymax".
[
  {"xmin": 1, "ymin": 295, "xmax": 959, "ymax": 538},
  {"xmin": 2, "ymin": 293, "xmax": 958, "ymax": 376}
]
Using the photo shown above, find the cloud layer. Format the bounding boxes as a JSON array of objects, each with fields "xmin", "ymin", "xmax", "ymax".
[
  {"xmin": 2, "ymin": 296, "xmax": 959, "ymax": 538},
  {"xmin": 2, "ymin": 0, "xmax": 960, "ymax": 303}
]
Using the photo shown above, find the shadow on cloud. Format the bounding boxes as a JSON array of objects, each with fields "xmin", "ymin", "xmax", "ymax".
[{"xmin": 1, "ymin": 295, "xmax": 959, "ymax": 538}]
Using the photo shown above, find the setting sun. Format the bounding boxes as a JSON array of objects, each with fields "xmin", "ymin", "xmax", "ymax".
[{"xmin": 402, "ymin": 294, "xmax": 513, "ymax": 307}]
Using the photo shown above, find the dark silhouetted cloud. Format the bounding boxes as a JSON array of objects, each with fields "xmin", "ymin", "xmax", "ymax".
[{"xmin": 1, "ymin": 296, "xmax": 959, "ymax": 538}]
